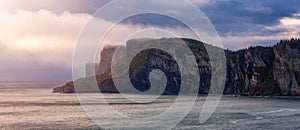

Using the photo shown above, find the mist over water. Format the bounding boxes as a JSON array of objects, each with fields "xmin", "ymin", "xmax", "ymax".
[{"xmin": 1, "ymin": 82, "xmax": 300, "ymax": 129}]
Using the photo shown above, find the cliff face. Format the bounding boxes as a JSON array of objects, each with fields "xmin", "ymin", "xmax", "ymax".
[
  {"xmin": 53, "ymin": 38, "xmax": 300, "ymax": 96},
  {"xmin": 225, "ymin": 46, "xmax": 279, "ymax": 96},
  {"xmin": 273, "ymin": 39, "xmax": 300, "ymax": 96},
  {"xmin": 225, "ymin": 39, "xmax": 300, "ymax": 96},
  {"xmin": 96, "ymin": 46, "xmax": 117, "ymax": 76}
]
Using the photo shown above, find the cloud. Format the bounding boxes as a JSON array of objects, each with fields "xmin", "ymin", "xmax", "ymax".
[
  {"xmin": 84, "ymin": 0, "xmax": 300, "ymax": 50},
  {"xmin": 0, "ymin": 0, "xmax": 111, "ymax": 14},
  {"xmin": 0, "ymin": 0, "xmax": 210, "ymax": 14},
  {"xmin": 280, "ymin": 17, "xmax": 300, "ymax": 26},
  {"xmin": 201, "ymin": 0, "xmax": 300, "ymax": 36},
  {"xmin": 0, "ymin": 10, "xmax": 90, "ymax": 68},
  {"xmin": 189, "ymin": 0, "xmax": 211, "ymax": 5},
  {"xmin": 265, "ymin": 16, "xmax": 300, "ymax": 38},
  {"xmin": 221, "ymin": 14, "xmax": 300, "ymax": 50},
  {"xmin": 0, "ymin": 9, "xmax": 199, "ymax": 81},
  {"xmin": 1, "ymin": 0, "xmax": 300, "ymax": 81},
  {"xmin": 0, "ymin": 9, "xmax": 92, "ymax": 81},
  {"xmin": 196, "ymin": 0, "xmax": 300, "ymax": 49}
]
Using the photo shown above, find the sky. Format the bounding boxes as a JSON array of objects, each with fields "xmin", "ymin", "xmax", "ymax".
[{"xmin": 0, "ymin": 0, "xmax": 299, "ymax": 82}]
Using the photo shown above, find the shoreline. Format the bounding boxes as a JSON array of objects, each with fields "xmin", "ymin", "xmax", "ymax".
[{"xmin": 55, "ymin": 91, "xmax": 300, "ymax": 99}]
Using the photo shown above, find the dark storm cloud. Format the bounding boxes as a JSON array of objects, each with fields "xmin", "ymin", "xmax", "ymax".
[
  {"xmin": 12, "ymin": 0, "xmax": 298, "ymax": 38},
  {"xmin": 200, "ymin": 0, "xmax": 300, "ymax": 36},
  {"xmin": 122, "ymin": 14, "xmax": 188, "ymax": 28},
  {"xmin": 82, "ymin": 0, "xmax": 300, "ymax": 38}
]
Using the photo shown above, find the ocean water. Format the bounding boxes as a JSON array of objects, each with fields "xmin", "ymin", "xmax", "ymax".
[{"xmin": 1, "ymin": 82, "xmax": 300, "ymax": 129}]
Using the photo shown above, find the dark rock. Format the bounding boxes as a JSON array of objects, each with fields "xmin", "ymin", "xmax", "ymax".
[
  {"xmin": 54, "ymin": 38, "xmax": 300, "ymax": 96},
  {"xmin": 53, "ymin": 81, "xmax": 75, "ymax": 93}
]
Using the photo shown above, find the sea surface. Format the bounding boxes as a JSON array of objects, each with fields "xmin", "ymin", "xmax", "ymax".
[{"xmin": 1, "ymin": 82, "xmax": 300, "ymax": 129}]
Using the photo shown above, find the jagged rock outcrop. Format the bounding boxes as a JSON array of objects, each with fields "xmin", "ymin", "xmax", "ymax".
[
  {"xmin": 53, "ymin": 81, "xmax": 75, "ymax": 93},
  {"xmin": 53, "ymin": 38, "xmax": 300, "ymax": 96}
]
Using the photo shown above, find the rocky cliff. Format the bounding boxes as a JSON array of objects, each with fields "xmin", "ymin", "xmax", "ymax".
[{"xmin": 53, "ymin": 38, "xmax": 300, "ymax": 96}]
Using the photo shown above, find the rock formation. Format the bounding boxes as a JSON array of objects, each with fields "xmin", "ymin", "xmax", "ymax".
[{"xmin": 53, "ymin": 38, "xmax": 300, "ymax": 96}]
